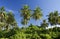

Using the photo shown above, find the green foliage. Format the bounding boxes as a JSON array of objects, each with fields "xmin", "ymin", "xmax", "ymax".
[
  {"xmin": 20, "ymin": 5, "xmax": 31, "ymax": 26},
  {"xmin": 9, "ymin": 32, "xmax": 26, "ymax": 39},
  {"xmin": 48, "ymin": 11, "xmax": 59, "ymax": 25},
  {"xmin": 0, "ymin": 25, "xmax": 60, "ymax": 39},
  {"xmin": 41, "ymin": 20, "xmax": 48, "ymax": 28},
  {"xmin": 0, "ymin": 7, "xmax": 17, "ymax": 30},
  {"xmin": 32, "ymin": 7, "xmax": 42, "ymax": 20},
  {"xmin": 0, "ymin": 38, "xmax": 9, "ymax": 39},
  {"xmin": 6, "ymin": 12, "xmax": 15, "ymax": 24},
  {"xmin": 0, "ymin": 6, "xmax": 60, "ymax": 39},
  {"xmin": 40, "ymin": 34, "xmax": 52, "ymax": 39}
]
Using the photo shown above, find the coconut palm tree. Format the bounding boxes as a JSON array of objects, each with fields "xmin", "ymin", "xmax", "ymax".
[
  {"xmin": 48, "ymin": 11, "xmax": 59, "ymax": 25},
  {"xmin": 48, "ymin": 11, "xmax": 59, "ymax": 34},
  {"xmin": 32, "ymin": 7, "xmax": 42, "ymax": 25},
  {"xmin": 53, "ymin": 11, "xmax": 59, "ymax": 33},
  {"xmin": 20, "ymin": 5, "xmax": 31, "ymax": 28},
  {"xmin": 47, "ymin": 12, "xmax": 55, "ymax": 34}
]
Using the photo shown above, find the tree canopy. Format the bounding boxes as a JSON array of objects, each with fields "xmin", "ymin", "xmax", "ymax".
[{"xmin": 0, "ymin": 5, "xmax": 60, "ymax": 39}]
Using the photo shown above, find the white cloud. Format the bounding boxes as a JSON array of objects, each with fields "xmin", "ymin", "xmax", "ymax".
[
  {"xmin": 5, "ymin": 8, "xmax": 15, "ymax": 13},
  {"xmin": 46, "ymin": 25, "xmax": 60, "ymax": 29},
  {"xmin": 5, "ymin": 8, "xmax": 18, "ymax": 13}
]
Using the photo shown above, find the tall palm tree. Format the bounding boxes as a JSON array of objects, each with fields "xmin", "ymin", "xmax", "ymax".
[
  {"xmin": 48, "ymin": 12, "xmax": 54, "ymax": 34},
  {"xmin": 48, "ymin": 11, "xmax": 59, "ymax": 34},
  {"xmin": 20, "ymin": 5, "xmax": 31, "ymax": 28},
  {"xmin": 53, "ymin": 11, "xmax": 59, "ymax": 33},
  {"xmin": 32, "ymin": 7, "xmax": 42, "ymax": 25}
]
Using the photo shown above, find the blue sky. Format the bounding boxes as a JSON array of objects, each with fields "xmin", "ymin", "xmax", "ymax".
[{"xmin": 0, "ymin": 0, "xmax": 60, "ymax": 27}]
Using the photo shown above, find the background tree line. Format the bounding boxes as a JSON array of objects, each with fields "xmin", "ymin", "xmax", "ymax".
[{"xmin": 0, "ymin": 5, "xmax": 60, "ymax": 39}]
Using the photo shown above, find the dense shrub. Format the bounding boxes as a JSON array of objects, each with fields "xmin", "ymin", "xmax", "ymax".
[{"xmin": 0, "ymin": 26, "xmax": 60, "ymax": 39}]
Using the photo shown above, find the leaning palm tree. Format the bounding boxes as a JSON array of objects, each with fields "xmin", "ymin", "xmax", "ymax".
[
  {"xmin": 20, "ymin": 5, "xmax": 31, "ymax": 28},
  {"xmin": 32, "ymin": 7, "xmax": 42, "ymax": 25}
]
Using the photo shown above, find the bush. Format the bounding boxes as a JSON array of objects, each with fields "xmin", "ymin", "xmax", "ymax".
[
  {"xmin": 0, "ymin": 38, "xmax": 9, "ymax": 39},
  {"xmin": 40, "ymin": 34, "xmax": 52, "ymax": 39},
  {"xmin": 9, "ymin": 32, "xmax": 26, "ymax": 39}
]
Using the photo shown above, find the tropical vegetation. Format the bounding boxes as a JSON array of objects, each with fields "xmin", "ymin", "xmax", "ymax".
[{"xmin": 0, "ymin": 5, "xmax": 60, "ymax": 39}]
